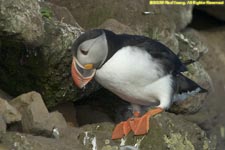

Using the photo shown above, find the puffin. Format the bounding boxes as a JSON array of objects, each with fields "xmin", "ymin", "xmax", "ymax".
[{"xmin": 71, "ymin": 29, "xmax": 207, "ymax": 139}]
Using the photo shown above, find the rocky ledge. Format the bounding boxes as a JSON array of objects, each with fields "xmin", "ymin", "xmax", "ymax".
[{"xmin": 0, "ymin": 91, "xmax": 216, "ymax": 150}]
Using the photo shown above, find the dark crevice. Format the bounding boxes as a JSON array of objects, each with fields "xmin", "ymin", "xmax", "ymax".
[{"xmin": 188, "ymin": 7, "xmax": 225, "ymax": 30}]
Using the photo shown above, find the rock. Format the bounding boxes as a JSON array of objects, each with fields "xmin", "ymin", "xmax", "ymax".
[
  {"xmin": 191, "ymin": 27, "xmax": 225, "ymax": 150},
  {"xmin": 0, "ymin": 89, "xmax": 12, "ymax": 100},
  {"xmin": 4, "ymin": 112, "xmax": 214, "ymax": 150},
  {"xmin": 0, "ymin": 115, "xmax": 6, "ymax": 134},
  {"xmin": 48, "ymin": 0, "xmax": 193, "ymax": 31},
  {"xmin": 0, "ymin": 0, "xmax": 44, "ymax": 46},
  {"xmin": 0, "ymin": 97, "xmax": 21, "ymax": 124},
  {"xmin": 10, "ymin": 91, "xmax": 49, "ymax": 116},
  {"xmin": 48, "ymin": 0, "xmax": 193, "ymax": 52},
  {"xmin": 0, "ymin": 144, "xmax": 9, "ymax": 150},
  {"xmin": 78, "ymin": 112, "xmax": 216, "ymax": 150},
  {"xmin": 169, "ymin": 29, "xmax": 212, "ymax": 114},
  {"xmin": 11, "ymin": 91, "xmax": 50, "ymax": 134},
  {"xmin": 47, "ymin": 111, "xmax": 67, "ymax": 129},
  {"xmin": 0, "ymin": 0, "xmax": 99, "ymax": 107},
  {"xmin": 98, "ymin": 19, "xmax": 138, "ymax": 35},
  {"xmin": 10, "ymin": 91, "xmax": 67, "ymax": 135},
  {"xmin": 53, "ymin": 102, "xmax": 78, "ymax": 127},
  {"xmin": 0, "ymin": 127, "xmax": 85, "ymax": 150},
  {"xmin": 39, "ymin": 2, "xmax": 81, "ymax": 27},
  {"xmin": 21, "ymin": 100, "xmax": 50, "ymax": 134}
]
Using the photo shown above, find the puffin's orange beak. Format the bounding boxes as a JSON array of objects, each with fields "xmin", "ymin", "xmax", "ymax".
[{"xmin": 71, "ymin": 57, "xmax": 96, "ymax": 89}]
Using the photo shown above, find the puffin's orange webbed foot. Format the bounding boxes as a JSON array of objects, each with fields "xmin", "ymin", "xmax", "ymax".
[
  {"xmin": 129, "ymin": 107, "xmax": 163, "ymax": 135},
  {"xmin": 112, "ymin": 108, "xmax": 163, "ymax": 139},
  {"xmin": 112, "ymin": 120, "xmax": 131, "ymax": 140}
]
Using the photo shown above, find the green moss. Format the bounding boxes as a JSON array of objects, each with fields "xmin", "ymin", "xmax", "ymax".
[
  {"xmin": 40, "ymin": 7, "xmax": 53, "ymax": 19},
  {"xmin": 203, "ymin": 140, "xmax": 209, "ymax": 150},
  {"xmin": 144, "ymin": 27, "xmax": 160, "ymax": 40}
]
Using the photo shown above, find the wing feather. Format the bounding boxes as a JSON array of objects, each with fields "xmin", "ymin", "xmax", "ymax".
[{"xmin": 104, "ymin": 30, "xmax": 187, "ymax": 74}]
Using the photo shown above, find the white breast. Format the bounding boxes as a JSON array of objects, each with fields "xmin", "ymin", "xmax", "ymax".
[{"xmin": 95, "ymin": 46, "xmax": 168, "ymax": 106}]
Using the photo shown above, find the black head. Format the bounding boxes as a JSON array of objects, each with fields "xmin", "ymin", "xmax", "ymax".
[{"xmin": 71, "ymin": 29, "xmax": 108, "ymax": 88}]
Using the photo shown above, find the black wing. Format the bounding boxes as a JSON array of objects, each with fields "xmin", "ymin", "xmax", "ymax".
[
  {"xmin": 104, "ymin": 30, "xmax": 187, "ymax": 74},
  {"xmin": 175, "ymin": 73, "xmax": 207, "ymax": 94},
  {"xmin": 136, "ymin": 39, "xmax": 187, "ymax": 74}
]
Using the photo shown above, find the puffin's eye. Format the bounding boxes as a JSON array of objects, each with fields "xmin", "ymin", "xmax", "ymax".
[{"xmin": 80, "ymin": 49, "xmax": 88, "ymax": 55}]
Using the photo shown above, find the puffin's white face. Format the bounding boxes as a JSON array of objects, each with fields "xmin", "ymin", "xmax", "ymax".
[
  {"xmin": 71, "ymin": 31, "xmax": 108, "ymax": 89},
  {"xmin": 76, "ymin": 33, "xmax": 108, "ymax": 67}
]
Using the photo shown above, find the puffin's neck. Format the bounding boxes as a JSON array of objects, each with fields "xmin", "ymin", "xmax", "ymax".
[
  {"xmin": 100, "ymin": 30, "xmax": 123, "ymax": 68},
  {"xmin": 99, "ymin": 30, "xmax": 149, "ymax": 68}
]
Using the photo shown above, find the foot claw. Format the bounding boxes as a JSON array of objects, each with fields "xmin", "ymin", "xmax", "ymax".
[
  {"xmin": 112, "ymin": 121, "xmax": 131, "ymax": 140},
  {"xmin": 131, "ymin": 116, "xmax": 149, "ymax": 135},
  {"xmin": 130, "ymin": 107, "xmax": 163, "ymax": 135}
]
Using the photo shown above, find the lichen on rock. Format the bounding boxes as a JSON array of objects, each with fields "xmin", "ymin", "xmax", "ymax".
[
  {"xmin": 0, "ymin": 0, "xmax": 44, "ymax": 46},
  {"xmin": 169, "ymin": 29, "xmax": 212, "ymax": 114},
  {"xmin": 164, "ymin": 133, "xmax": 195, "ymax": 150},
  {"xmin": 77, "ymin": 112, "xmax": 216, "ymax": 150}
]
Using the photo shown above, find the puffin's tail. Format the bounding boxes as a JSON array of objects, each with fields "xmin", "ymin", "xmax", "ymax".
[{"xmin": 173, "ymin": 73, "xmax": 207, "ymax": 102}]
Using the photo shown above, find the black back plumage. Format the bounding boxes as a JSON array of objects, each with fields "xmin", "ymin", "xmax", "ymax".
[{"xmin": 103, "ymin": 29, "xmax": 187, "ymax": 75}]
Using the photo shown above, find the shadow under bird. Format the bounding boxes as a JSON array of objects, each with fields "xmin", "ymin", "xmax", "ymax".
[{"xmin": 71, "ymin": 29, "xmax": 207, "ymax": 139}]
